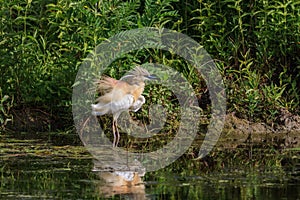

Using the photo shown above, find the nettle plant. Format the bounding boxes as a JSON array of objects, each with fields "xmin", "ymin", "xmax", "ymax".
[
  {"xmin": 0, "ymin": 0, "xmax": 180, "ymax": 125},
  {"xmin": 0, "ymin": 0, "xmax": 299, "ymax": 130}
]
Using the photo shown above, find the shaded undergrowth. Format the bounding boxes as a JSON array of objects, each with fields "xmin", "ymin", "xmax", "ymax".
[{"xmin": 0, "ymin": 0, "xmax": 299, "ymax": 132}]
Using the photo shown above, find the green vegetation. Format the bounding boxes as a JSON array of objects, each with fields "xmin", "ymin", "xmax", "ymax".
[{"xmin": 0, "ymin": 0, "xmax": 299, "ymax": 131}]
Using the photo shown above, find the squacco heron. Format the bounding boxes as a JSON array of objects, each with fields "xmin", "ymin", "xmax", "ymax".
[{"xmin": 91, "ymin": 67, "xmax": 156, "ymax": 147}]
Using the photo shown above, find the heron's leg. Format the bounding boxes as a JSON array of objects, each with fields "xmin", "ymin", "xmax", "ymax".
[
  {"xmin": 115, "ymin": 120, "xmax": 120, "ymax": 147},
  {"xmin": 113, "ymin": 113, "xmax": 121, "ymax": 147},
  {"xmin": 112, "ymin": 120, "xmax": 117, "ymax": 147}
]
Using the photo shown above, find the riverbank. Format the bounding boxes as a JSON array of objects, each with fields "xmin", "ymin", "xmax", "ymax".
[
  {"xmin": 4, "ymin": 107, "xmax": 300, "ymax": 150},
  {"xmin": 218, "ymin": 111, "xmax": 300, "ymax": 149}
]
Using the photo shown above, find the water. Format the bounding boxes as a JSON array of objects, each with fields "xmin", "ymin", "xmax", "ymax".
[{"xmin": 0, "ymin": 132, "xmax": 299, "ymax": 199}]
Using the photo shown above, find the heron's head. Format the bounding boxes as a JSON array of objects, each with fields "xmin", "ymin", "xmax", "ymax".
[{"xmin": 121, "ymin": 66, "xmax": 157, "ymax": 82}]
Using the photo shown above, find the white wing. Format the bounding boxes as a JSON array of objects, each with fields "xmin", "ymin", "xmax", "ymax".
[
  {"xmin": 92, "ymin": 94, "xmax": 135, "ymax": 116},
  {"xmin": 130, "ymin": 95, "xmax": 145, "ymax": 112}
]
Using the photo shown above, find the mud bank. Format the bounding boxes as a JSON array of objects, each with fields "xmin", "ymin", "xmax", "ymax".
[
  {"xmin": 4, "ymin": 107, "xmax": 300, "ymax": 149},
  {"xmin": 219, "ymin": 111, "xmax": 300, "ymax": 149}
]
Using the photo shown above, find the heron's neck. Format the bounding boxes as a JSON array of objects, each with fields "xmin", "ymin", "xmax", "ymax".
[
  {"xmin": 131, "ymin": 78, "xmax": 145, "ymax": 86},
  {"xmin": 130, "ymin": 81, "xmax": 145, "ymax": 101}
]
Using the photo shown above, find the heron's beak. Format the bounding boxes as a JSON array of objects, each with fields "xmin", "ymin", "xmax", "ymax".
[{"xmin": 147, "ymin": 75, "xmax": 159, "ymax": 80}]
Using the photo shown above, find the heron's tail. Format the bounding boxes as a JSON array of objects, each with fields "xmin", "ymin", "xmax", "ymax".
[{"xmin": 91, "ymin": 103, "xmax": 109, "ymax": 116}]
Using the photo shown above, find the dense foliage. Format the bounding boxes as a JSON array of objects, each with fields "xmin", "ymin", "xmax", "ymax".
[{"xmin": 0, "ymin": 0, "xmax": 299, "ymax": 130}]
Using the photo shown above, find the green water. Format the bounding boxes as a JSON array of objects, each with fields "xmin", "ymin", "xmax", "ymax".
[{"xmin": 0, "ymin": 132, "xmax": 299, "ymax": 199}]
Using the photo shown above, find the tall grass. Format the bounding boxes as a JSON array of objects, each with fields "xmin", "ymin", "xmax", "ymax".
[
  {"xmin": 187, "ymin": 0, "xmax": 300, "ymax": 122},
  {"xmin": 0, "ymin": 0, "xmax": 179, "ymax": 129},
  {"xmin": 0, "ymin": 0, "xmax": 299, "ymax": 129}
]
